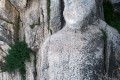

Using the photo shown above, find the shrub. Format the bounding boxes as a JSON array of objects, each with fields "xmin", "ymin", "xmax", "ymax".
[{"xmin": 1, "ymin": 41, "xmax": 31, "ymax": 80}]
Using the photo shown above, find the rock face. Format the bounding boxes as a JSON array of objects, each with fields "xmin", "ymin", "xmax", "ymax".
[
  {"xmin": 50, "ymin": 0, "xmax": 63, "ymax": 33},
  {"xmin": 0, "ymin": 0, "xmax": 22, "ymax": 80},
  {"xmin": 113, "ymin": 2, "xmax": 120, "ymax": 13},
  {"xmin": 95, "ymin": 0, "xmax": 104, "ymax": 19},
  {"xmin": 98, "ymin": 19, "xmax": 120, "ymax": 79},
  {"xmin": 0, "ymin": 0, "xmax": 120, "ymax": 80},
  {"xmin": 9, "ymin": 0, "xmax": 27, "ymax": 10},
  {"xmin": 110, "ymin": 0, "xmax": 120, "ymax": 4},
  {"xmin": 0, "ymin": 0, "xmax": 62, "ymax": 80}
]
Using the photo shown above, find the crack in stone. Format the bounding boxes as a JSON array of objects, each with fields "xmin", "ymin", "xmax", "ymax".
[{"xmin": 0, "ymin": 16, "xmax": 14, "ymax": 24}]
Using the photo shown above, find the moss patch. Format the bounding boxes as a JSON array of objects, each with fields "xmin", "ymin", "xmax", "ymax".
[
  {"xmin": 47, "ymin": 0, "xmax": 53, "ymax": 34},
  {"xmin": 47, "ymin": 0, "xmax": 50, "ymax": 22},
  {"xmin": 101, "ymin": 29, "xmax": 107, "ymax": 73}
]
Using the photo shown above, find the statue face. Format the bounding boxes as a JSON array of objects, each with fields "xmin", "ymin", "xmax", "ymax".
[{"xmin": 63, "ymin": 0, "xmax": 96, "ymax": 28}]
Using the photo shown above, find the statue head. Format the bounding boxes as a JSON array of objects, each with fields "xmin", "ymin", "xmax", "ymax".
[{"xmin": 63, "ymin": 0, "xmax": 97, "ymax": 29}]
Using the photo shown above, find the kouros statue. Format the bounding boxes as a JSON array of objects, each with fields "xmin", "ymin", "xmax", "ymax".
[{"xmin": 40, "ymin": 0, "xmax": 120, "ymax": 80}]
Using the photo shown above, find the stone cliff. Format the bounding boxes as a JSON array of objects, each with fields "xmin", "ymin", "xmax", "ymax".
[{"xmin": 0, "ymin": 0, "xmax": 119, "ymax": 80}]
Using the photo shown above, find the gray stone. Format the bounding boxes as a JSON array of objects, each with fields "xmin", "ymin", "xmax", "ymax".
[
  {"xmin": 95, "ymin": 0, "xmax": 104, "ymax": 19},
  {"xmin": 50, "ymin": 0, "xmax": 64, "ymax": 33},
  {"xmin": 0, "ymin": 0, "xmax": 120, "ymax": 80},
  {"xmin": 40, "ymin": 0, "xmax": 104, "ymax": 80},
  {"xmin": 98, "ymin": 19, "xmax": 120, "ymax": 79},
  {"xmin": 9, "ymin": 0, "xmax": 27, "ymax": 10},
  {"xmin": 110, "ymin": 0, "xmax": 120, "ymax": 4}
]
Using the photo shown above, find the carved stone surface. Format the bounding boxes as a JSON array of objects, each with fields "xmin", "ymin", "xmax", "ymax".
[{"xmin": 41, "ymin": 0, "xmax": 104, "ymax": 80}]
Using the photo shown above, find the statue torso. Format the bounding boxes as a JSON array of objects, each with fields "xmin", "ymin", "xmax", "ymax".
[{"xmin": 46, "ymin": 25, "xmax": 104, "ymax": 80}]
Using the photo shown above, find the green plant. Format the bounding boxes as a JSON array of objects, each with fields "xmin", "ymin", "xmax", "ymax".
[
  {"xmin": 103, "ymin": 1, "xmax": 120, "ymax": 33},
  {"xmin": 47, "ymin": 0, "xmax": 50, "ymax": 22},
  {"xmin": 47, "ymin": 0, "xmax": 53, "ymax": 34},
  {"xmin": 101, "ymin": 29, "xmax": 107, "ymax": 41},
  {"xmin": 100, "ymin": 29, "xmax": 107, "ymax": 72},
  {"xmin": 1, "ymin": 41, "xmax": 31, "ymax": 80}
]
